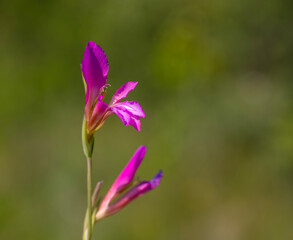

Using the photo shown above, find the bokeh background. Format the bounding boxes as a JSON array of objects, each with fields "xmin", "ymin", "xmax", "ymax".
[{"xmin": 1, "ymin": 0, "xmax": 293, "ymax": 239}]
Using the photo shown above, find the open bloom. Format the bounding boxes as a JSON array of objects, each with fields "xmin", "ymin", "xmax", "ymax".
[
  {"xmin": 82, "ymin": 41, "xmax": 145, "ymax": 134},
  {"xmin": 95, "ymin": 146, "xmax": 163, "ymax": 221}
]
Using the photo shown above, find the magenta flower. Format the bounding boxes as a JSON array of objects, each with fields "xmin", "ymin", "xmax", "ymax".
[
  {"xmin": 82, "ymin": 41, "xmax": 145, "ymax": 134},
  {"xmin": 95, "ymin": 146, "xmax": 163, "ymax": 221}
]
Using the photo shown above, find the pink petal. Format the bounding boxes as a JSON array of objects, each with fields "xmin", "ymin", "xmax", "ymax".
[
  {"xmin": 113, "ymin": 101, "xmax": 145, "ymax": 118},
  {"xmin": 110, "ymin": 101, "xmax": 144, "ymax": 131},
  {"xmin": 111, "ymin": 107, "xmax": 131, "ymax": 126},
  {"xmin": 100, "ymin": 146, "xmax": 147, "ymax": 209},
  {"xmin": 109, "ymin": 81, "xmax": 138, "ymax": 105},
  {"xmin": 106, "ymin": 171, "xmax": 163, "ymax": 216},
  {"xmin": 88, "ymin": 95, "xmax": 108, "ymax": 129},
  {"xmin": 82, "ymin": 41, "xmax": 109, "ymax": 118},
  {"xmin": 129, "ymin": 116, "xmax": 141, "ymax": 131}
]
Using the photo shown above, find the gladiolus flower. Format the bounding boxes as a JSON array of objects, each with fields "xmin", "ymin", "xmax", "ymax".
[
  {"xmin": 95, "ymin": 146, "xmax": 163, "ymax": 221},
  {"xmin": 82, "ymin": 41, "xmax": 145, "ymax": 135}
]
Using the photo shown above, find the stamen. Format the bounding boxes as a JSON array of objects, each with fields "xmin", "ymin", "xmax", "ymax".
[{"xmin": 102, "ymin": 89, "xmax": 107, "ymax": 101}]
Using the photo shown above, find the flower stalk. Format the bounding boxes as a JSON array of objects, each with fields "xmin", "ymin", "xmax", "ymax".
[{"xmin": 82, "ymin": 117, "xmax": 94, "ymax": 240}]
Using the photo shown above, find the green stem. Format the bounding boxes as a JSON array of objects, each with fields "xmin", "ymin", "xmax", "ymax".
[
  {"xmin": 87, "ymin": 156, "xmax": 92, "ymax": 240},
  {"xmin": 82, "ymin": 157, "xmax": 93, "ymax": 240},
  {"xmin": 82, "ymin": 117, "xmax": 94, "ymax": 240}
]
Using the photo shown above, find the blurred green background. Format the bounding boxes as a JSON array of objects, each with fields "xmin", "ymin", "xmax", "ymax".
[{"xmin": 1, "ymin": 0, "xmax": 293, "ymax": 239}]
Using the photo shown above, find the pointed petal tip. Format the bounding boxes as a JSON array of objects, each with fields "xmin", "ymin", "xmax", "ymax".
[
  {"xmin": 156, "ymin": 170, "xmax": 164, "ymax": 178},
  {"xmin": 132, "ymin": 81, "xmax": 138, "ymax": 88},
  {"xmin": 151, "ymin": 170, "xmax": 163, "ymax": 188},
  {"xmin": 136, "ymin": 145, "xmax": 147, "ymax": 158},
  {"xmin": 87, "ymin": 40, "xmax": 95, "ymax": 45},
  {"xmin": 130, "ymin": 116, "xmax": 142, "ymax": 131},
  {"xmin": 128, "ymin": 81, "xmax": 138, "ymax": 86}
]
